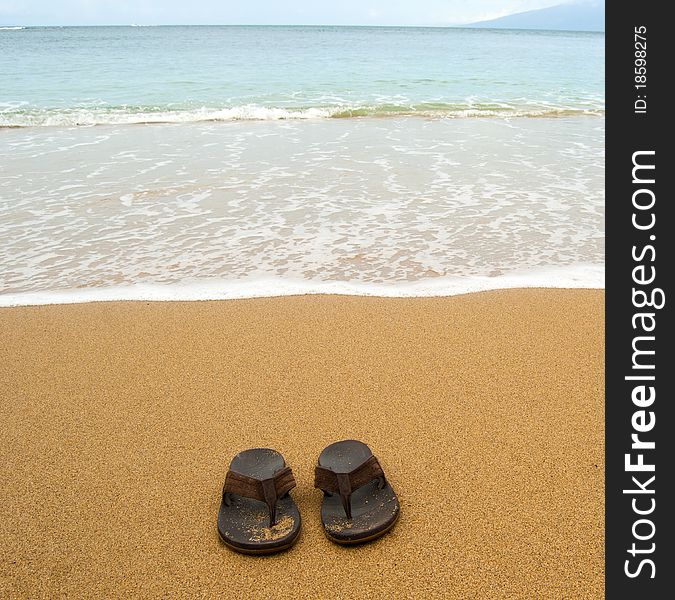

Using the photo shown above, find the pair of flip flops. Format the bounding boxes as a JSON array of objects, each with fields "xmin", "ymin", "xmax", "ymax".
[{"xmin": 217, "ymin": 440, "xmax": 400, "ymax": 554}]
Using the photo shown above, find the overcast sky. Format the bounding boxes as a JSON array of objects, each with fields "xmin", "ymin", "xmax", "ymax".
[{"xmin": 0, "ymin": 0, "xmax": 568, "ymax": 26}]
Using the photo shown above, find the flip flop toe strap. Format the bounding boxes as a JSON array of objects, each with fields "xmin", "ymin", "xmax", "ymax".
[
  {"xmin": 223, "ymin": 466, "xmax": 296, "ymax": 527},
  {"xmin": 314, "ymin": 455, "xmax": 385, "ymax": 519}
]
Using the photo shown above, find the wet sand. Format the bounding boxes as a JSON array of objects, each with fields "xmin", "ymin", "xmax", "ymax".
[{"xmin": 0, "ymin": 289, "xmax": 604, "ymax": 598}]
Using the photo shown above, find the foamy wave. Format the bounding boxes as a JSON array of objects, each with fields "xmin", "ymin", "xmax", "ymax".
[
  {"xmin": 0, "ymin": 26, "xmax": 26, "ymax": 30},
  {"xmin": 0, "ymin": 103, "xmax": 604, "ymax": 128},
  {"xmin": 0, "ymin": 265, "xmax": 604, "ymax": 307}
]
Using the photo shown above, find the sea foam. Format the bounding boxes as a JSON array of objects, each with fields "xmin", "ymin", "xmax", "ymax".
[
  {"xmin": 0, "ymin": 104, "xmax": 604, "ymax": 128},
  {"xmin": 0, "ymin": 264, "xmax": 604, "ymax": 307},
  {"xmin": 0, "ymin": 116, "xmax": 605, "ymax": 304}
]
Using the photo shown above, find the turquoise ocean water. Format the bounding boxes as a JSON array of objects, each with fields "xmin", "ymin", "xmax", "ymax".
[
  {"xmin": 1, "ymin": 26, "xmax": 603, "ymax": 126},
  {"xmin": 0, "ymin": 26, "xmax": 604, "ymax": 304}
]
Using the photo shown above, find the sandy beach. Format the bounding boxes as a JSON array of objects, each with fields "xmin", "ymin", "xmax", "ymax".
[{"xmin": 0, "ymin": 289, "xmax": 604, "ymax": 598}]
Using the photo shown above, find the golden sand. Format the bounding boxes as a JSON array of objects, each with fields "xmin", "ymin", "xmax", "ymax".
[{"xmin": 0, "ymin": 289, "xmax": 604, "ymax": 598}]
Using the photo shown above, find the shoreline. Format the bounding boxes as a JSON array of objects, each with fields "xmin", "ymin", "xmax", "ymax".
[
  {"xmin": 1, "ymin": 288, "xmax": 604, "ymax": 597},
  {"xmin": 0, "ymin": 264, "xmax": 604, "ymax": 307}
]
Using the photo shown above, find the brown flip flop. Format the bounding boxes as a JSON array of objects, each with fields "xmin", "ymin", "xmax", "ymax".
[
  {"xmin": 314, "ymin": 440, "xmax": 400, "ymax": 544},
  {"xmin": 217, "ymin": 448, "xmax": 301, "ymax": 554}
]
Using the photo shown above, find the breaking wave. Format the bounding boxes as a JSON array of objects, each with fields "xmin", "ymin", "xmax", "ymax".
[{"xmin": 0, "ymin": 102, "xmax": 604, "ymax": 128}]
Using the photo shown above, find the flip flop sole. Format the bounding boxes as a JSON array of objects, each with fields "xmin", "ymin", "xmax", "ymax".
[
  {"xmin": 323, "ymin": 509, "xmax": 400, "ymax": 545},
  {"xmin": 218, "ymin": 528, "xmax": 300, "ymax": 555}
]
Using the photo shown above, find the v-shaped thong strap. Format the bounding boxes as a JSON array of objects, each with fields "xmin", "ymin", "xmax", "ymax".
[
  {"xmin": 314, "ymin": 455, "xmax": 385, "ymax": 519},
  {"xmin": 223, "ymin": 465, "xmax": 296, "ymax": 526}
]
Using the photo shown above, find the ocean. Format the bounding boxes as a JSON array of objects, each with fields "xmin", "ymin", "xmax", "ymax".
[{"xmin": 0, "ymin": 25, "xmax": 604, "ymax": 305}]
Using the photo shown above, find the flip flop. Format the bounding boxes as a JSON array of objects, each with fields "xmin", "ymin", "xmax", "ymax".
[
  {"xmin": 217, "ymin": 448, "xmax": 301, "ymax": 554},
  {"xmin": 314, "ymin": 440, "xmax": 400, "ymax": 544}
]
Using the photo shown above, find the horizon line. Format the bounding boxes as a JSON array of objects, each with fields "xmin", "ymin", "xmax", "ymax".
[{"xmin": 1, "ymin": 23, "xmax": 604, "ymax": 32}]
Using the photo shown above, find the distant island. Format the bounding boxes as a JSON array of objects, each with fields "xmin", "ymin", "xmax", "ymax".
[{"xmin": 467, "ymin": 1, "xmax": 604, "ymax": 32}]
